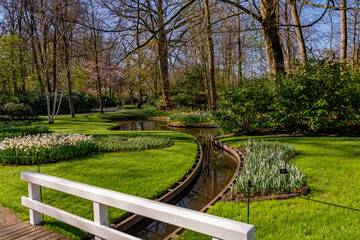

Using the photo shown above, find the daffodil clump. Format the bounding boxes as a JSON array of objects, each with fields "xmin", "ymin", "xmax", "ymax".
[
  {"xmin": 0, "ymin": 133, "xmax": 94, "ymax": 164},
  {"xmin": 0, "ymin": 121, "xmax": 48, "ymax": 140},
  {"xmin": 231, "ymin": 139, "xmax": 305, "ymax": 197},
  {"xmin": 170, "ymin": 111, "xmax": 211, "ymax": 124},
  {"xmin": 95, "ymin": 135, "xmax": 171, "ymax": 152}
]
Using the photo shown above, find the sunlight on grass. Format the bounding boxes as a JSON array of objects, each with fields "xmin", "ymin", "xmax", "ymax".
[
  {"xmin": 179, "ymin": 136, "xmax": 360, "ymax": 240},
  {"xmin": 0, "ymin": 113, "xmax": 197, "ymax": 239}
]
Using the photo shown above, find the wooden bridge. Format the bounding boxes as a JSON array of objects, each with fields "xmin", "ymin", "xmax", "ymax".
[{"xmin": 0, "ymin": 206, "xmax": 67, "ymax": 240}]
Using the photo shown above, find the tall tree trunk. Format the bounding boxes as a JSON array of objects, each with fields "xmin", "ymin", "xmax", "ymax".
[
  {"xmin": 284, "ymin": 0, "xmax": 292, "ymax": 71},
  {"xmin": 18, "ymin": 0, "xmax": 26, "ymax": 93},
  {"xmin": 289, "ymin": 0, "xmax": 307, "ymax": 64},
  {"xmin": 260, "ymin": 0, "xmax": 285, "ymax": 75},
  {"xmin": 340, "ymin": 0, "xmax": 347, "ymax": 61},
  {"xmin": 204, "ymin": 0, "xmax": 217, "ymax": 109},
  {"xmin": 352, "ymin": 12, "xmax": 358, "ymax": 66},
  {"xmin": 52, "ymin": 22, "xmax": 57, "ymax": 93},
  {"xmin": 63, "ymin": 0, "xmax": 75, "ymax": 118},
  {"xmin": 237, "ymin": 7, "xmax": 243, "ymax": 83},
  {"xmin": 156, "ymin": 0, "xmax": 171, "ymax": 110},
  {"xmin": 64, "ymin": 33, "xmax": 75, "ymax": 117},
  {"xmin": 95, "ymin": 45, "xmax": 103, "ymax": 113}
]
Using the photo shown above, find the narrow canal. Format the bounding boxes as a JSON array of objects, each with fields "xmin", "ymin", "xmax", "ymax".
[{"xmin": 111, "ymin": 120, "xmax": 236, "ymax": 239}]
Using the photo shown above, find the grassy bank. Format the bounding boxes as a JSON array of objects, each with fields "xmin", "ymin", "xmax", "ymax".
[
  {"xmin": 180, "ymin": 136, "xmax": 360, "ymax": 239},
  {"xmin": 0, "ymin": 114, "xmax": 197, "ymax": 239}
]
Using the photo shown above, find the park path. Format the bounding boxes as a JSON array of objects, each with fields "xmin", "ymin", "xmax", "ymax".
[{"xmin": 0, "ymin": 206, "xmax": 68, "ymax": 240}]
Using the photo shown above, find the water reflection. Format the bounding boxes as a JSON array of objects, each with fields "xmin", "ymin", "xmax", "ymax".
[{"xmin": 111, "ymin": 121, "xmax": 236, "ymax": 239}]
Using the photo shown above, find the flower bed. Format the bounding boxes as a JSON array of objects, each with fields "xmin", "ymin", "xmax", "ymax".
[
  {"xmin": 231, "ymin": 139, "xmax": 305, "ymax": 197},
  {"xmin": 94, "ymin": 135, "xmax": 171, "ymax": 152},
  {"xmin": 0, "ymin": 133, "xmax": 172, "ymax": 165},
  {"xmin": 0, "ymin": 133, "xmax": 94, "ymax": 164},
  {"xmin": 169, "ymin": 111, "xmax": 211, "ymax": 124},
  {"xmin": 0, "ymin": 121, "xmax": 48, "ymax": 140},
  {"xmin": 101, "ymin": 109, "xmax": 169, "ymax": 118}
]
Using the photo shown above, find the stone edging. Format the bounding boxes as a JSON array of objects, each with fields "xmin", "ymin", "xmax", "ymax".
[
  {"xmin": 163, "ymin": 136, "xmax": 243, "ymax": 240},
  {"xmin": 107, "ymin": 135, "xmax": 204, "ymax": 233}
]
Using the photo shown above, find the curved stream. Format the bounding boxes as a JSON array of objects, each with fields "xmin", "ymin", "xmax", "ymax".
[{"xmin": 111, "ymin": 120, "xmax": 236, "ymax": 239}]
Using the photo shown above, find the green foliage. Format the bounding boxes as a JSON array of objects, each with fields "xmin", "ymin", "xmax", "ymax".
[
  {"xmin": 0, "ymin": 34, "xmax": 28, "ymax": 92},
  {"xmin": 170, "ymin": 111, "xmax": 211, "ymax": 124},
  {"xmin": 0, "ymin": 121, "xmax": 48, "ymax": 139},
  {"xmin": 211, "ymin": 78, "xmax": 277, "ymax": 132},
  {"xmin": 213, "ymin": 59, "xmax": 360, "ymax": 133},
  {"xmin": 1, "ymin": 103, "xmax": 37, "ymax": 120},
  {"xmin": 275, "ymin": 59, "xmax": 360, "ymax": 131},
  {"xmin": 170, "ymin": 66, "xmax": 207, "ymax": 109},
  {"xmin": 101, "ymin": 95, "xmax": 117, "ymax": 107},
  {"xmin": 101, "ymin": 108, "xmax": 169, "ymax": 118},
  {"xmin": 30, "ymin": 92, "xmax": 97, "ymax": 115},
  {"xmin": 231, "ymin": 139, "xmax": 304, "ymax": 196}
]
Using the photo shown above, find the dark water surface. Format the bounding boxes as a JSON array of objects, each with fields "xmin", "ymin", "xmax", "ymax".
[{"xmin": 112, "ymin": 121, "xmax": 237, "ymax": 239}]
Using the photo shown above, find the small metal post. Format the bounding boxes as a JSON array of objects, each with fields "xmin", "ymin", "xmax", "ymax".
[{"xmin": 247, "ymin": 180, "xmax": 251, "ymax": 224}]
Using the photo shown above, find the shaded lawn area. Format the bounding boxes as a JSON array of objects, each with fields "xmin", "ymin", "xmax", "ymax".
[
  {"xmin": 0, "ymin": 114, "xmax": 197, "ymax": 239},
  {"xmin": 180, "ymin": 136, "xmax": 360, "ymax": 240}
]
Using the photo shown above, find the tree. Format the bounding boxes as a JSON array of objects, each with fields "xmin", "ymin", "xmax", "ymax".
[
  {"xmin": 220, "ymin": 0, "xmax": 285, "ymax": 75},
  {"xmin": 203, "ymin": 0, "xmax": 217, "ymax": 109},
  {"xmin": 340, "ymin": 0, "xmax": 347, "ymax": 61}
]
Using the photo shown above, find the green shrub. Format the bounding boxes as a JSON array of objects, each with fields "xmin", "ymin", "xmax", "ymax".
[
  {"xmin": 169, "ymin": 66, "xmax": 207, "ymax": 109},
  {"xmin": 211, "ymin": 77, "xmax": 277, "ymax": 132},
  {"xmin": 1, "ymin": 103, "xmax": 37, "ymax": 120},
  {"xmin": 213, "ymin": 59, "xmax": 360, "ymax": 133},
  {"xmin": 275, "ymin": 59, "xmax": 360, "ymax": 131},
  {"xmin": 0, "ymin": 121, "xmax": 48, "ymax": 139},
  {"xmin": 101, "ymin": 95, "xmax": 117, "ymax": 107},
  {"xmin": 30, "ymin": 92, "xmax": 98, "ymax": 115}
]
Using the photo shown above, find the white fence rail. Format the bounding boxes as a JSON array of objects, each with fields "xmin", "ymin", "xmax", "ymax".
[{"xmin": 21, "ymin": 171, "xmax": 255, "ymax": 240}]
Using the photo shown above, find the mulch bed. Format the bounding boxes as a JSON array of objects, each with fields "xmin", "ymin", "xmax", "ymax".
[{"xmin": 221, "ymin": 184, "xmax": 311, "ymax": 202}]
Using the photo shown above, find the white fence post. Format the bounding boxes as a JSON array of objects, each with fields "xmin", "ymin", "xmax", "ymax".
[
  {"xmin": 28, "ymin": 182, "xmax": 41, "ymax": 225},
  {"xmin": 94, "ymin": 202, "xmax": 108, "ymax": 240}
]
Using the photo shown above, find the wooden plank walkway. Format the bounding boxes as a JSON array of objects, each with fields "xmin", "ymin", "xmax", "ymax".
[{"xmin": 0, "ymin": 206, "xmax": 68, "ymax": 240}]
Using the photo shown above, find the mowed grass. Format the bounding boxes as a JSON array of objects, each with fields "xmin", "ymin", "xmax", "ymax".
[
  {"xmin": 180, "ymin": 136, "xmax": 360, "ymax": 240},
  {"xmin": 0, "ymin": 114, "xmax": 197, "ymax": 239}
]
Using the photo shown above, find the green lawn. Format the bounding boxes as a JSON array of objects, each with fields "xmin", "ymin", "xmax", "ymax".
[
  {"xmin": 0, "ymin": 114, "xmax": 197, "ymax": 239},
  {"xmin": 180, "ymin": 136, "xmax": 360, "ymax": 240}
]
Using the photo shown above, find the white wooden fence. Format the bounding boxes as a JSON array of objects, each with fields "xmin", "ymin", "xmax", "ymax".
[{"xmin": 21, "ymin": 171, "xmax": 255, "ymax": 240}]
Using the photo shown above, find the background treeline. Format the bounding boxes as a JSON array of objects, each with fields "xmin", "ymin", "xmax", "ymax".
[{"xmin": 0, "ymin": 0, "xmax": 359, "ymax": 129}]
